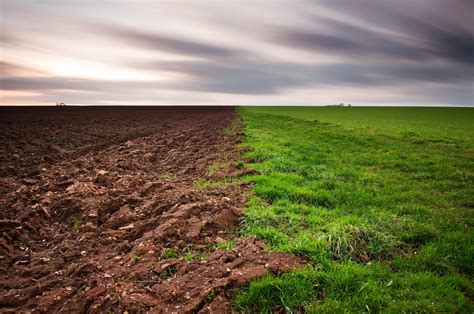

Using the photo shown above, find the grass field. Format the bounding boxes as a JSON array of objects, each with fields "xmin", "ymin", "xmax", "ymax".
[
  {"xmin": 244, "ymin": 107, "xmax": 474, "ymax": 143},
  {"xmin": 234, "ymin": 107, "xmax": 474, "ymax": 312}
]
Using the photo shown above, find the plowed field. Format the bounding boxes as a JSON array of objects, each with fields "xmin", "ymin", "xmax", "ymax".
[{"xmin": 0, "ymin": 106, "xmax": 303, "ymax": 313}]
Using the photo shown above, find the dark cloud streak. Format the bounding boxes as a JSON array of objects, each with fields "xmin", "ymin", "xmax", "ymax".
[
  {"xmin": 131, "ymin": 58, "xmax": 473, "ymax": 95},
  {"xmin": 96, "ymin": 24, "xmax": 247, "ymax": 60},
  {"xmin": 301, "ymin": 0, "xmax": 474, "ymax": 65},
  {"xmin": 273, "ymin": 19, "xmax": 473, "ymax": 65}
]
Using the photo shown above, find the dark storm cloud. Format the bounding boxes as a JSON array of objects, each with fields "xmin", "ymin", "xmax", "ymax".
[{"xmin": 96, "ymin": 24, "xmax": 246, "ymax": 60}]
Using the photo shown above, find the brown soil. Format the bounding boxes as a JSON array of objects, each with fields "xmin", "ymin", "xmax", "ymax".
[{"xmin": 0, "ymin": 106, "xmax": 304, "ymax": 313}]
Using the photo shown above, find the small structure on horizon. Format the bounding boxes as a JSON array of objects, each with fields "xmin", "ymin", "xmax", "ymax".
[{"xmin": 56, "ymin": 102, "xmax": 66, "ymax": 107}]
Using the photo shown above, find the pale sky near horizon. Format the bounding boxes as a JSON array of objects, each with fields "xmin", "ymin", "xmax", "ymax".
[{"xmin": 1, "ymin": 0, "xmax": 473, "ymax": 106}]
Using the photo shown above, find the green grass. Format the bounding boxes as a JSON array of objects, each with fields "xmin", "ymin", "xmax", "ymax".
[
  {"xmin": 234, "ymin": 106, "xmax": 474, "ymax": 312},
  {"xmin": 208, "ymin": 161, "xmax": 232, "ymax": 176},
  {"xmin": 72, "ymin": 220, "xmax": 82, "ymax": 230},
  {"xmin": 162, "ymin": 249, "xmax": 179, "ymax": 259},
  {"xmin": 131, "ymin": 253, "xmax": 142, "ymax": 261},
  {"xmin": 223, "ymin": 117, "xmax": 243, "ymax": 136},
  {"xmin": 245, "ymin": 106, "xmax": 474, "ymax": 143},
  {"xmin": 195, "ymin": 177, "xmax": 241, "ymax": 191},
  {"xmin": 183, "ymin": 252, "xmax": 195, "ymax": 261},
  {"xmin": 214, "ymin": 239, "xmax": 236, "ymax": 251}
]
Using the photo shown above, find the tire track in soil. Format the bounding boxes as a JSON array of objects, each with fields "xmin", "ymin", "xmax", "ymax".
[{"xmin": 0, "ymin": 107, "xmax": 304, "ymax": 313}]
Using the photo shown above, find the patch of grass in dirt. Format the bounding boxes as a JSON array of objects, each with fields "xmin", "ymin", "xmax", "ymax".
[
  {"xmin": 183, "ymin": 252, "xmax": 195, "ymax": 261},
  {"xmin": 160, "ymin": 265, "xmax": 178, "ymax": 280},
  {"xmin": 207, "ymin": 288, "xmax": 216, "ymax": 303},
  {"xmin": 162, "ymin": 249, "xmax": 179, "ymax": 259},
  {"xmin": 195, "ymin": 177, "xmax": 240, "ymax": 191},
  {"xmin": 179, "ymin": 245, "xmax": 208, "ymax": 262},
  {"xmin": 131, "ymin": 253, "xmax": 142, "ymax": 261},
  {"xmin": 72, "ymin": 220, "xmax": 82, "ymax": 230},
  {"xmin": 233, "ymin": 107, "xmax": 474, "ymax": 312},
  {"xmin": 208, "ymin": 161, "xmax": 232, "ymax": 176},
  {"xmin": 222, "ymin": 118, "xmax": 243, "ymax": 136},
  {"xmin": 214, "ymin": 239, "xmax": 236, "ymax": 251}
]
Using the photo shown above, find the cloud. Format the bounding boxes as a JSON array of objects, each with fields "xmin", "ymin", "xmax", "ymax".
[
  {"xmin": 420, "ymin": 22, "xmax": 474, "ymax": 64},
  {"xmin": 3, "ymin": 56, "xmax": 472, "ymax": 99},
  {"xmin": 95, "ymin": 23, "xmax": 247, "ymax": 60},
  {"xmin": 139, "ymin": 54, "xmax": 473, "ymax": 88},
  {"xmin": 0, "ymin": 61, "xmax": 46, "ymax": 76},
  {"xmin": 272, "ymin": 16, "xmax": 473, "ymax": 65},
  {"xmin": 1, "ymin": 0, "xmax": 473, "ymax": 106},
  {"xmin": 0, "ymin": 76, "xmax": 158, "ymax": 92},
  {"xmin": 272, "ymin": 23, "xmax": 427, "ymax": 62},
  {"xmin": 299, "ymin": 0, "xmax": 474, "ymax": 65}
]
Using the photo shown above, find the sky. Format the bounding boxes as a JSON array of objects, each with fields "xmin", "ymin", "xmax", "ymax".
[{"xmin": 1, "ymin": 0, "xmax": 473, "ymax": 106}]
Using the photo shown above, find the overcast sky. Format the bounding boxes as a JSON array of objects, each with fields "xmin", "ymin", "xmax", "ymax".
[{"xmin": 1, "ymin": 0, "xmax": 473, "ymax": 106}]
